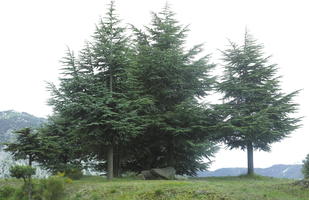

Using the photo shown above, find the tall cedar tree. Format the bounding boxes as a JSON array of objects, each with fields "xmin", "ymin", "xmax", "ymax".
[
  {"xmin": 130, "ymin": 5, "xmax": 218, "ymax": 175},
  {"xmin": 88, "ymin": 1, "xmax": 141, "ymax": 179},
  {"xmin": 47, "ymin": 2, "xmax": 141, "ymax": 179},
  {"xmin": 218, "ymin": 32, "xmax": 300, "ymax": 175},
  {"xmin": 47, "ymin": 49, "xmax": 91, "ymax": 171}
]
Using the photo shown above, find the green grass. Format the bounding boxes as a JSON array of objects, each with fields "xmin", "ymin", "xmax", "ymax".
[
  {"xmin": 1, "ymin": 176, "xmax": 309, "ymax": 200},
  {"xmin": 201, "ymin": 176, "xmax": 309, "ymax": 200}
]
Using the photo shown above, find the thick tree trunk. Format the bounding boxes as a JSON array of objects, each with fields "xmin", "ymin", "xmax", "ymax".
[
  {"xmin": 113, "ymin": 145, "xmax": 121, "ymax": 177},
  {"xmin": 167, "ymin": 137, "xmax": 175, "ymax": 167},
  {"xmin": 107, "ymin": 145, "xmax": 114, "ymax": 180},
  {"xmin": 247, "ymin": 142, "xmax": 254, "ymax": 175},
  {"xmin": 28, "ymin": 155, "xmax": 32, "ymax": 166}
]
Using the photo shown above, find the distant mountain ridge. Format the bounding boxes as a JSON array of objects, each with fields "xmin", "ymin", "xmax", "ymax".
[
  {"xmin": 0, "ymin": 110, "xmax": 45, "ymax": 146},
  {"xmin": 198, "ymin": 164, "xmax": 303, "ymax": 179}
]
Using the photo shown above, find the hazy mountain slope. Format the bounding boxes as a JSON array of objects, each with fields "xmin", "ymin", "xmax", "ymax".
[
  {"xmin": 0, "ymin": 110, "xmax": 45, "ymax": 146},
  {"xmin": 198, "ymin": 164, "xmax": 303, "ymax": 179}
]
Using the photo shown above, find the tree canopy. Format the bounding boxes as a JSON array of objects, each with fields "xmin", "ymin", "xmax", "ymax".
[
  {"xmin": 217, "ymin": 31, "xmax": 300, "ymax": 175},
  {"xmin": 43, "ymin": 2, "xmax": 219, "ymax": 177},
  {"xmin": 4, "ymin": 128, "xmax": 40, "ymax": 166},
  {"xmin": 126, "ymin": 4, "xmax": 218, "ymax": 175}
]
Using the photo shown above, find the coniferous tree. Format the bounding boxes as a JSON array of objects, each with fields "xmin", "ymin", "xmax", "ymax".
[
  {"xmin": 218, "ymin": 31, "xmax": 300, "ymax": 175},
  {"xmin": 4, "ymin": 128, "xmax": 40, "ymax": 166},
  {"xmin": 47, "ymin": 1, "xmax": 142, "ymax": 179},
  {"xmin": 45, "ymin": 2, "xmax": 219, "ymax": 177},
  {"xmin": 128, "ymin": 4, "xmax": 218, "ymax": 175},
  {"xmin": 91, "ymin": 1, "xmax": 132, "ymax": 179}
]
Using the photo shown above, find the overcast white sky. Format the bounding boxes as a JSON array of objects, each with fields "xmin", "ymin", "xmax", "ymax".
[{"xmin": 0, "ymin": 0, "xmax": 308, "ymax": 170}]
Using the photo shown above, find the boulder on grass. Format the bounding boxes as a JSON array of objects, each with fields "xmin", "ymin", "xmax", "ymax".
[
  {"xmin": 136, "ymin": 173, "xmax": 145, "ymax": 180},
  {"xmin": 151, "ymin": 167, "xmax": 176, "ymax": 180},
  {"xmin": 138, "ymin": 167, "xmax": 176, "ymax": 180},
  {"xmin": 141, "ymin": 170, "xmax": 156, "ymax": 180}
]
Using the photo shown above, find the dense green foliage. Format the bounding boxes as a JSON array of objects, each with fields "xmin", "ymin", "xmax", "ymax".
[
  {"xmin": 64, "ymin": 168, "xmax": 83, "ymax": 180},
  {"xmin": 46, "ymin": 2, "xmax": 143, "ymax": 179},
  {"xmin": 34, "ymin": 117, "xmax": 85, "ymax": 174},
  {"xmin": 0, "ymin": 185, "xmax": 16, "ymax": 199},
  {"xmin": 9, "ymin": 165, "xmax": 36, "ymax": 200},
  {"xmin": 135, "ymin": 5, "xmax": 218, "ymax": 175},
  {"xmin": 302, "ymin": 154, "xmax": 309, "ymax": 179},
  {"xmin": 217, "ymin": 31, "xmax": 300, "ymax": 175},
  {"xmin": 9, "ymin": 165, "xmax": 36, "ymax": 182},
  {"xmin": 4, "ymin": 128, "xmax": 41, "ymax": 166},
  {"xmin": 122, "ymin": 4, "xmax": 218, "ymax": 176},
  {"xmin": 0, "ymin": 175, "xmax": 66, "ymax": 200},
  {"xmin": 34, "ymin": 176, "xmax": 66, "ymax": 200},
  {"xmin": 43, "ymin": 2, "xmax": 218, "ymax": 177}
]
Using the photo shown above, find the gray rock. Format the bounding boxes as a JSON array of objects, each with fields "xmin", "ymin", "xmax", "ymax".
[
  {"xmin": 139, "ymin": 167, "xmax": 176, "ymax": 180},
  {"xmin": 136, "ymin": 173, "xmax": 145, "ymax": 180},
  {"xmin": 141, "ymin": 170, "xmax": 156, "ymax": 179},
  {"xmin": 150, "ymin": 167, "xmax": 176, "ymax": 180}
]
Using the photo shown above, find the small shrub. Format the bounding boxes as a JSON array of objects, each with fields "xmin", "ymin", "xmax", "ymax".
[
  {"xmin": 56, "ymin": 172, "xmax": 65, "ymax": 177},
  {"xmin": 64, "ymin": 168, "xmax": 83, "ymax": 180},
  {"xmin": 64, "ymin": 177, "xmax": 73, "ymax": 184},
  {"xmin": 91, "ymin": 193, "xmax": 100, "ymax": 200},
  {"xmin": 13, "ymin": 187, "xmax": 29, "ymax": 200},
  {"xmin": 302, "ymin": 154, "xmax": 309, "ymax": 179},
  {"xmin": 154, "ymin": 189, "xmax": 164, "ymax": 196},
  {"xmin": 10, "ymin": 165, "xmax": 36, "ymax": 181},
  {"xmin": 110, "ymin": 189, "xmax": 117, "ymax": 193},
  {"xmin": 3, "ymin": 166, "xmax": 66, "ymax": 200},
  {"xmin": 0, "ymin": 185, "xmax": 16, "ymax": 199},
  {"xmin": 35, "ymin": 176, "xmax": 65, "ymax": 200},
  {"xmin": 10, "ymin": 165, "xmax": 36, "ymax": 200}
]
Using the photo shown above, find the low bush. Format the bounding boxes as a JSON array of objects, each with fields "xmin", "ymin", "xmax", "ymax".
[
  {"xmin": 0, "ymin": 175, "xmax": 66, "ymax": 200},
  {"xmin": 0, "ymin": 185, "xmax": 16, "ymax": 199},
  {"xmin": 64, "ymin": 168, "xmax": 83, "ymax": 180},
  {"xmin": 302, "ymin": 154, "xmax": 309, "ymax": 179},
  {"xmin": 10, "ymin": 165, "xmax": 36, "ymax": 200},
  {"xmin": 10, "ymin": 165, "xmax": 36, "ymax": 182},
  {"xmin": 34, "ymin": 176, "xmax": 65, "ymax": 200}
]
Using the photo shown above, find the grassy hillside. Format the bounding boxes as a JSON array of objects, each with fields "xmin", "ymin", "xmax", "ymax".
[{"xmin": 1, "ymin": 176, "xmax": 308, "ymax": 200}]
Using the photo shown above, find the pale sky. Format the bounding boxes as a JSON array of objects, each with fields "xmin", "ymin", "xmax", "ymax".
[{"xmin": 0, "ymin": 0, "xmax": 308, "ymax": 170}]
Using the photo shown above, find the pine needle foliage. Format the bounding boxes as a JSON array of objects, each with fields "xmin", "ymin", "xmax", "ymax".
[
  {"xmin": 217, "ymin": 31, "xmax": 301, "ymax": 175},
  {"xmin": 46, "ymin": 1, "xmax": 143, "ymax": 179},
  {"xmin": 127, "ymin": 4, "xmax": 218, "ymax": 175}
]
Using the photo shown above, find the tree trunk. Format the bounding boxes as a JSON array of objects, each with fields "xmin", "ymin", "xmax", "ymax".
[
  {"xmin": 28, "ymin": 155, "xmax": 32, "ymax": 166},
  {"xmin": 107, "ymin": 145, "xmax": 114, "ymax": 180},
  {"xmin": 107, "ymin": 58, "xmax": 114, "ymax": 180},
  {"xmin": 28, "ymin": 179, "xmax": 32, "ymax": 200},
  {"xmin": 247, "ymin": 142, "xmax": 254, "ymax": 175},
  {"xmin": 167, "ymin": 136, "xmax": 175, "ymax": 167},
  {"xmin": 113, "ymin": 145, "xmax": 121, "ymax": 177}
]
